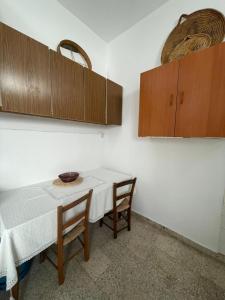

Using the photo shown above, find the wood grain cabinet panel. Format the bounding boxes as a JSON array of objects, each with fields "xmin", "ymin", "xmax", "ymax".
[
  {"xmin": 139, "ymin": 60, "xmax": 179, "ymax": 137},
  {"xmin": 84, "ymin": 69, "xmax": 106, "ymax": 124},
  {"xmin": 0, "ymin": 22, "xmax": 123, "ymax": 126},
  {"xmin": 175, "ymin": 43, "xmax": 225, "ymax": 137},
  {"xmin": 0, "ymin": 23, "xmax": 51, "ymax": 116},
  {"xmin": 50, "ymin": 50, "xmax": 84, "ymax": 121},
  {"xmin": 106, "ymin": 79, "xmax": 122, "ymax": 125}
]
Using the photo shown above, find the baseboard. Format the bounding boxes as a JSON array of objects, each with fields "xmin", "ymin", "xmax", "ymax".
[{"xmin": 132, "ymin": 210, "xmax": 225, "ymax": 265}]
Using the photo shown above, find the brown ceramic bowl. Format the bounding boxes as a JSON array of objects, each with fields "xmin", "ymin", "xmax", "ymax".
[{"xmin": 58, "ymin": 172, "xmax": 79, "ymax": 183}]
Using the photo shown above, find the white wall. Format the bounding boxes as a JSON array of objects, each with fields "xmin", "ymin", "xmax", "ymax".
[
  {"xmin": 219, "ymin": 192, "xmax": 225, "ymax": 255},
  {"xmin": 104, "ymin": 0, "xmax": 225, "ymax": 252},
  {"xmin": 0, "ymin": 0, "xmax": 108, "ymax": 190},
  {"xmin": 0, "ymin": 113, "xmax": 105, "ymax": 190}
]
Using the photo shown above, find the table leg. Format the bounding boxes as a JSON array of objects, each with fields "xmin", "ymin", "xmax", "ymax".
[
  {"xmin": 11, "ymin": 282, "xmax": 19, "ymax": 300},
  {"xmin": 40, "ymin": 250, "xmax": 47, "ymax": 263}
]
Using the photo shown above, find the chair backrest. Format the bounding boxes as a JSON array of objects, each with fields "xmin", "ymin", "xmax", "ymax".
[
  {"xmin": 113, "ymin": 178, "xmax": 137, "ymax": 209},
  {"xmin": 57, "ymin": 189, "xmax": 93, "ymax": 243}
]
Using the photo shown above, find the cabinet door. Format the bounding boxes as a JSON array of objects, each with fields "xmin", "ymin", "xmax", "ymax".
[
  {"xmin": 84, "ymin": 69, "xmax": 106, "ymax": 124},
  {"xmin": 139, "ymin": 61, "xmax": 179, "ymax": 137},
  {"xmin": 50, "ymin": 50, "xmax": 84, "ymax": 121},
  {"xmin": 175, "ymin": 43, "xmax": 225, "ymax": 137},
  {"xmin": 0, "ymin": 23, "xmax": 51, "ymax": 116},
  {"xmin": 106, "ymin": 79, "xmax": 122, "ymax": 125}
]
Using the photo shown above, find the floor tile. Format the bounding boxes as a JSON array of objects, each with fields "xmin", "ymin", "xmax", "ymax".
[{"xmin": 1, "ymin": 214, "xmax": 225, "ymax": 300}]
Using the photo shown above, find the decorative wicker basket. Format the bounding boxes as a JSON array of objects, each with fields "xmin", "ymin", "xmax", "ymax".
[
  {"xmin": 161, "ymin": 9, "xmax": 225, "ymax": 64},
  {"xmin": 168, "ymin": 33, "xmax": 212, "ymax": 62}
]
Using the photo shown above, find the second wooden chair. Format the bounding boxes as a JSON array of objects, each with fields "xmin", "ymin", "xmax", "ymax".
[{"xmin": 100, "ymin": 178, "xmax": 136, "ymax": 238}]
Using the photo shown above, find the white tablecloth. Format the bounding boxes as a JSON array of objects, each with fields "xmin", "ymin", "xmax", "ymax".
[{"xmin": 0, "ymin": 168, "xmax": 131, "ymax": 290}]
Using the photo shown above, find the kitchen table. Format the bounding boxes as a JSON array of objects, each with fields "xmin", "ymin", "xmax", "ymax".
[{"xmin": 0, "ymin": 168, "xmax": 131, "ymax": 290}]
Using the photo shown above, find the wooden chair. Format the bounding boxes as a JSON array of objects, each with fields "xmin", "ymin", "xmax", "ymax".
[
  {"xmin": 41, "ymin": 189, "xmax": 93, "ymax": 285},
  {"xmin": 100, "ymin": 178, "xmax": 136, "ymax": 238}
]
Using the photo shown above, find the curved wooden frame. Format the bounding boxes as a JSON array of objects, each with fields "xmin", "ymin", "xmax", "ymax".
[{"xmin": 57, "ymin": 39, "xmax": 92, "ymax": 70}]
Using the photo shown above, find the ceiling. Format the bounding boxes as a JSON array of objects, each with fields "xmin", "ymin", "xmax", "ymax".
[{"xmin": 58, "ymin": 0, "xmax": 169, "ymax": 42}]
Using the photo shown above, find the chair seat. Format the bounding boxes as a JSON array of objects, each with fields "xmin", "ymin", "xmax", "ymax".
[
  {"xmin": 63, "ymin": 222, "xmax": 85, "ymax": 246},
  {"xmin": 117, "ymin": 197, "xmax": 130, "ymax": 212}
]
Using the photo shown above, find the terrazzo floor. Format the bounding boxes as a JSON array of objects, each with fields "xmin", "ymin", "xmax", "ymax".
[{"xmin": 1, "ymin": 213, "xmax": 225, "ymax": 300}]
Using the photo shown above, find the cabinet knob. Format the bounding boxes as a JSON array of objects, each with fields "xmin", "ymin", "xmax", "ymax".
[
  {"xmin": 169, "ymin": 94, "xmax": 174, "ymax": 106},
  {"xmin": 180, "ymin": 91, "xmax": 184, "ymax": 104}
]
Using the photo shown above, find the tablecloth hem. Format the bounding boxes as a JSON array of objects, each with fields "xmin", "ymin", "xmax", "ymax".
[{"xmin": 1, "ymin": 238, "xmax": 56, "ymax": 291}]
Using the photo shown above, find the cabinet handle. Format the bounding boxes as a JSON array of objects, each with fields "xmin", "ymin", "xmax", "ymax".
[
  {"xmin": 0, "ymin": 90, "xmax": 2, "ymax": 108},
  {"xmin": 169, "ymin": 94, "xmax": 174, "ymax": 106},
  {"xmin": 180, "ymin": 91, "xmax": 184, "ymax": 104}
]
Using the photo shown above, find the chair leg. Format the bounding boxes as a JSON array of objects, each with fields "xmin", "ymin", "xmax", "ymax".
[
  {"xmin": 11, "ymin": 282, "xmax": 19, "ymax": 300},
  {"xmin": 127, "ymin": 208, "xmax": 131, "ymax": 231},
  {"xmin": 40, "ymin": 249, "xmax": 47, "ymax": 263},
  {"xmin": 83, "ymin": 229, "xmax": 89, "ymax": 261},
  {"xmin": 99, "ymin": 218, "xmax": 103, "ymax": 227},
  {"xmin": 113, "ymin": 210, "xmax": 117, "ymax": 239},
  {"xmin": 57, "ymin": 244, "xmax": 64, "ymax": 285}
]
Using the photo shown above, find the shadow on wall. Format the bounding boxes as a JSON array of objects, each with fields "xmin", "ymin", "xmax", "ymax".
[{"xmin": 120, "ymin": 89, "xmax": 140, "ymax": 139}]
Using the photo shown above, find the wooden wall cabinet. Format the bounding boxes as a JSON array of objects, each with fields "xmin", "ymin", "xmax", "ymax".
[
  {"xmin": 175, "ymin": 43, "xmax": 225, "ymax": 137},
  {"xmin": 106, "ymin": 79, "xmax": 123, "ymax": 125},
  {"xmin": 0, "ymin": 22, "xmax": 123, "ymax": 126},
  {"xmin": 139, "ymin": 61, "xmax": 178, "ymax": 137},
  {"xmin": 84, "ymin": 69, "xmax": 106, "ymax": 124},
  {"xmin": 0, "ymin": 23, "xmax": 51, "ymax": 117},
  {"xmin": 50, "ymin": 50, "xmax": 84, "ymax": 121},
  {"xmin": 139, "ymin": 42, "xmax": 225, "ymax": 138}
]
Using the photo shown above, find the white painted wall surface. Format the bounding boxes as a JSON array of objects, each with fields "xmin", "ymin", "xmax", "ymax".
[
  {"xmin": 104, "ymin": 0, "xmax": 225, "ymax": 252},
  {"xmin": 219, "ymin": 191, "xmax": 225, "ymax": 254},
  {"xmin": 0, "ymin": 113, "xmax": 105, "ymax": 190},
  {"xmin": 0, "ymin": 0, "xmax": 107, "ymax": 190}
]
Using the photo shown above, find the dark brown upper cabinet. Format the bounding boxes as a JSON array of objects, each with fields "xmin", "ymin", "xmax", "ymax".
[
  {"xmin": 84, "ymin": 68, "xmax": 106, "ymax": 124},
  {"xmin": 106, "ymin": 79, "xmax": 123, "ymax": 125},
  {"xmin": 0, "ymin": 23, "xmax": 51, "ymax": 117},
  {"xmin": 139, "ymin": 60, "xmax": 179, "ymax": 137},
  {"xmin": 0, "ymin": 22, "xmax": 123, "ymax": 126},
  {"xmin": 50, "ymin": 50, "xmax": 84, "ymax": 121},
  {"xmin": 139, "ymin": 42, "xmax": 225, "ymax": 138},
  {"xmin": 175, "ymin": 43, "xmax": 225, "ymax": 137}
]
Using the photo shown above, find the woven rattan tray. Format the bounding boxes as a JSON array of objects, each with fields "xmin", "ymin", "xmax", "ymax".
[
  {"xmin": 53, "ymin": 176, "xmax": 83, "ymax": 187},
  {"xmin": 162, "ymin": 9, "xmax": 225, "ymax": 64}
]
